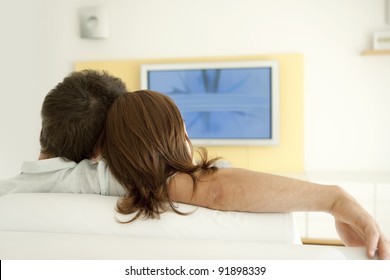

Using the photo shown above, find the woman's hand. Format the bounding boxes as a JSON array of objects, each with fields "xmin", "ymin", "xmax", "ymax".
[{"xmin": 330, "ymin": 190, "xmax": 390, "ymax": 259}]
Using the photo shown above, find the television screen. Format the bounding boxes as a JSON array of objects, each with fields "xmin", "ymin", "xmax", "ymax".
[{"xmin": 140, "ymin": 60, "xmax": 279, "ymax": 146}]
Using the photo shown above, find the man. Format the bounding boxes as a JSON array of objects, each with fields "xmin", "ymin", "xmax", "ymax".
[{"xmin": 1, "ymin": 70, "xmax": 388, "ymax": 259}]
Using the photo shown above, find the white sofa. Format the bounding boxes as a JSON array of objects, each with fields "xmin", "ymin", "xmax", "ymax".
[{"xmin": 0, "ymin": 193, "xmax": 369, "ymax": 260}]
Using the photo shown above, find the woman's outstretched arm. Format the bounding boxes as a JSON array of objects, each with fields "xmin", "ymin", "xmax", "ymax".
[{"xmin": 168, "ymin": 168, "xmax": 390, "ymax": 260}]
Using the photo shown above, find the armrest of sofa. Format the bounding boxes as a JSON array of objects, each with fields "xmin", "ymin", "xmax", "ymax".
[{"xmin": 0, "ymin": 193, "xmax": 301, "ymax": 244}]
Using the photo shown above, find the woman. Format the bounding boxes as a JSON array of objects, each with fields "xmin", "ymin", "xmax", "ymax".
[
  {"xmin": 99, "ymin": 90, "xmax": 389, "ymax": 259},
  {"xmin": 99, "ymin": 90, "xmax": 220, "ymax": 222}
]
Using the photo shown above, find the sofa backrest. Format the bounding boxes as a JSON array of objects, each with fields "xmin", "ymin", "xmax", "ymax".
[{"xmin": 0, "ymin": 193, "xmax": 302, "ymax": 244}]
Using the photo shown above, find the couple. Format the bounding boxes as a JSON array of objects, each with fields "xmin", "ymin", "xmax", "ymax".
[{"xmin": 1, "ymin": 70, "xmax": 389, "ymax": 259}]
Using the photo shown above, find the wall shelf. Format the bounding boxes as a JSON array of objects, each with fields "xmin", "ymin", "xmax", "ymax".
[
  {"xmin": 301, "ymin": 238, "xmax": 344, "ymax": 246},
  {"xmin": 361, "ymin": 49, "xmax": 390, "ymax": 55}
]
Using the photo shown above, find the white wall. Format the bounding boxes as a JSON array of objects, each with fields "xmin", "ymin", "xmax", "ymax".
[{"xmin": 1, "ymin": 0, "xmax": 390, "ymax": 179}]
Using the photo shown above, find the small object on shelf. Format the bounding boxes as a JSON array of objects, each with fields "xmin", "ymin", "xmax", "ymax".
[{"xmin": 373, "ymin": 30, "xmax": 390, "ymax": 50}]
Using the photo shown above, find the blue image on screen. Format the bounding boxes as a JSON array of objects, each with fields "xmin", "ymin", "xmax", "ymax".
[{"xmin": 147, "ymin": 67, "xmax": 272, "ymax": 140}]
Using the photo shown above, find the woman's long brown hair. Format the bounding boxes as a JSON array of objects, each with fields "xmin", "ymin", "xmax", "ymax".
[{"xmin": 99, "ymin": 90, "xmax": 219, "ymax": 222}]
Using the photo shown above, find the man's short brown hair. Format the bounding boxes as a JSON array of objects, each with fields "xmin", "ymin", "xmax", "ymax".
[{"xmin": 40, "ymin": 70, "xmax": 127, "ymax": 162}]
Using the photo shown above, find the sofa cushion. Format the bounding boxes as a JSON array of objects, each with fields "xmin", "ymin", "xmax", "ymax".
[{"xmin": 0, "ymin": 231, "xmax": 362, "ymax": 260}]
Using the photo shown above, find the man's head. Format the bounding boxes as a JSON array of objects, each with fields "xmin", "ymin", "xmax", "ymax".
[{"xmin": 40, "ymin": 70, "xmax": 127, "ymax": 162}]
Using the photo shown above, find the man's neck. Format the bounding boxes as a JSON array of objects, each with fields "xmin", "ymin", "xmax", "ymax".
[{"xmin": 38, "ymin": 152, "xmax": 55, "ymax": 160}]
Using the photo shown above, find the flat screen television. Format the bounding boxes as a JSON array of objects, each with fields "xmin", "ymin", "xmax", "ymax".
[{"xmin": 140, "ymin": 60, "xmax": 280, "ymax": 146}]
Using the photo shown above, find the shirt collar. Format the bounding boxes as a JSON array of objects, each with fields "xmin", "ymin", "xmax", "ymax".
[{"xmin": 21, "ymin": 157, "xmax": 77, "ymax": 174}]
